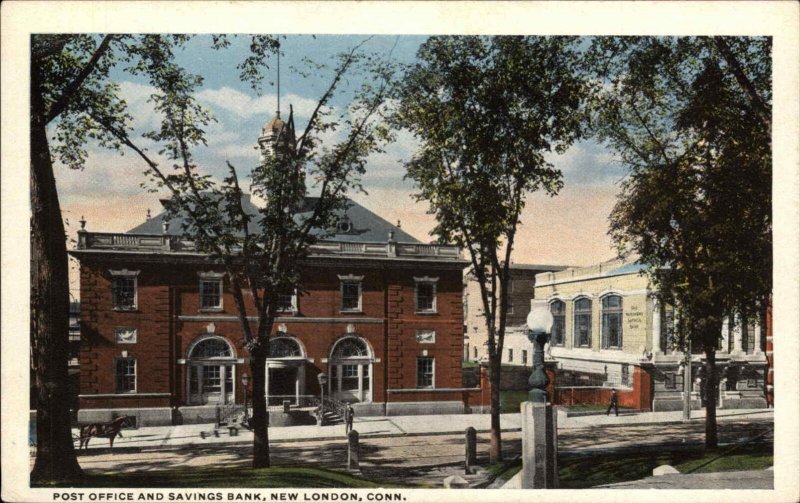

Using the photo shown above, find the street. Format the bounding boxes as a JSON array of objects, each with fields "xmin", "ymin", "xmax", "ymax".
[{"xmin": 65, "ymin": 418, "xmax": 773, "ymax": 488}]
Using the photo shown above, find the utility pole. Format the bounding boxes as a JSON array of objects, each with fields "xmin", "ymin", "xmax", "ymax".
[{"xmin": 682, "ymin": 343, "xmax": 692, "ymax": 421}]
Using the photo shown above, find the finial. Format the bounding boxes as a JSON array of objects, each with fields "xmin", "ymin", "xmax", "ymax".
[
  {"xmin": 146, "ymin": 208, "xmax": 151, "ymax": 219},
  {"xmin": 79, "ymin": 216, "xmax": 86, "ymax": 230},
  {"xmin": 396, "ymin": 219, "xmax": 401, "ymax": 229}
]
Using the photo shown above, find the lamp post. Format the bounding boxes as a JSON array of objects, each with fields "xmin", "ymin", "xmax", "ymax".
[
  {"xmin": 317, "ymin": 373, "xmax": 328, "ymax": 426},
  {"xmin": 241, "ymin": 373, "xmax": 250, "ymax": 421},
  {"xmin": 526, "ymin": 304, "xmax": 554, "ymax": 403}
]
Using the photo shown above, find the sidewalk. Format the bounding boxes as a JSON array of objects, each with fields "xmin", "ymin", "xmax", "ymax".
[
  {"xmin": 72, "ymin": 407, "xmax": 773, "ymax": 452},
  {"xmin": 502, "ymin": 468, "xmax": 774, "ymax": 489}
]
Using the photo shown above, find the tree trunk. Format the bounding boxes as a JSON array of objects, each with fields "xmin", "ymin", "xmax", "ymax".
[
  {"xmin": 29, "ymin": 115, "xmax": 84, "ymax": 482},
  {"xmin": 250, "ymin": 349, "xmax": 270, "ymax": 468},
  {"xmin": 704, "ymin": 347, "xmax": 718, "ymax": 450},
  {"xmin": 488, "ymin": 357, "xmax": 502, "ymax": 462}
]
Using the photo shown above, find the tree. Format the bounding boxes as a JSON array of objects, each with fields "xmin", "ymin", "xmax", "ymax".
[
  {"xmin": 29, "ymin": 34, "xmax": 280, "ymax": 482},
  {"xmin": 393, "ymin": 36, "xmax": 587, "ymax": 462},
  {"xmin": 586, "ymin": 36, "xmax": 772, "ymax": 448},
  {"xmin": 139, "ymin": 41, "xmax": 394, "ymax": 467}
]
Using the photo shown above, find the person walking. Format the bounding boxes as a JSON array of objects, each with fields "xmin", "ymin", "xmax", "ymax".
[
  {"xmin": 345, "ymin": 404, "xmax": 355, "ymax": 434},
  {"xmin": 606, "ymin": 388, "xmax": 619, "ymax": 416}
]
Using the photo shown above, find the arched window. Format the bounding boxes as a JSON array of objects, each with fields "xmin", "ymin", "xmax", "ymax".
[
  {"xmin": 332, "ymin": 337, "xmax": 369, "ymax": 359},
  {"xmin": 190, "ymin": 338, "xmax": 233, "ymax": 359},
  {"xmin": 573, "ymin": 298, "xmax": 592, "ymax": 348},
  {"xmin": 550, "ymin": 300, "xmax": 566, "ymax": 346},
  {"xmin": 602, "ymin": 295, "xmax": 623, "ymax": 349},
  {"xmin": 268, "ymin": 337, "xmax": 302, "ymax": 358}
]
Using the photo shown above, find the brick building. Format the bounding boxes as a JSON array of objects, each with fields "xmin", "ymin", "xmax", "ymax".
[{"xmin": 70, "ymin": 114, "xmax": 486, "ymax": 426}]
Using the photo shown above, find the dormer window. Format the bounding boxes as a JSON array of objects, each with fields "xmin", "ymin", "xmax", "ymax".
[{"xmin": 337, "ymin": 215, "xmax": 352, "ymax": 234}]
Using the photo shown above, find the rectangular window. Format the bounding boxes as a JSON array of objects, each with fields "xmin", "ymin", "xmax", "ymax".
[
  {"xmin": 621, "ymin": 364, "xmax": 630, "ymax": 387},
  {"xmin": 116, "ymin": 358, "xmax": 136, "ymax": 393},
  {"xmin": 574, "ymin": 298, "xmax": 592, "ymax": 348},
  {"xmin": 522, "ymin": 350, "xmax": 528, "ymax": 366},
  {"xmin": 200, "ymin": 279, "xmax": 222, "ymax": 310},
  {"xmin": 417, "ymin": 357, "xmax": 434, "ymax": 388},
  {"xmin": 473, "ymin": 347, "xmax": 478, "ymax": 359},
  {"xmin": 277, "ymin": 290, "xmax": 297, "ymax": 313},
  {"xmin": 112, "ymin": 277, "xmax": 136, "ymax": 310},
  {"xmin": 415, "ymin": 282, "xmax": 437, "ymax": 313},
  {"xmin": 341, "ymin": 282, "xmax": 361, "ymax": 312},
  {"xmin": 508, "ymin": 348, "xmax": 514, "ymax": 363}
]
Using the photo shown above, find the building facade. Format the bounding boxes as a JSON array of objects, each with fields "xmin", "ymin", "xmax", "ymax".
[
  {"xmin": 70, "ymin": 114, "xmax": 485, "ymax": 426},
  {"xmin": 463, "ymin": 264, "xmax": 566, "ymax": 365},
  {"xmin": 533, "ymin": 259, "xmax": 769, "ymax": 411}
]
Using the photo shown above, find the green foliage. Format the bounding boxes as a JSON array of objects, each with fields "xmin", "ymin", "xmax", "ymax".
[
  {"xmin": 393, "ymin": 35, "xmax": 587, "ymax": 358},
  {"xmin": 585, "ymin": 37, "xmax": 772, "ymax": 347},
  {"xmin": 393, "ymin": 35, "xmax": 588, "ymax": 459}
]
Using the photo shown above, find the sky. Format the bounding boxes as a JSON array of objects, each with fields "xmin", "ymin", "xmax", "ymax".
[{"xmin": 54, "ymin": 35, "xmax": 626, "ymax": 297}]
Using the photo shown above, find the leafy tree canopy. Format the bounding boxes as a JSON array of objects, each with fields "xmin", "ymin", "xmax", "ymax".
[{"xmin": 585, "ymin": 36, "xmax": 771, "ymax": 345}]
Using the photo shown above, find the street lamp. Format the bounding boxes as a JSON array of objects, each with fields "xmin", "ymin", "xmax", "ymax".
[
  {"xmin": 526, "ymin": 303, "xmax": 554, "ymax": 403},
  {"xmin": 241, "ymin": 373, "xmax": 250, "ymax": 421},
  {"xmin": 317, "ymin": 373, "xmax": 328, "ymax": 426}
]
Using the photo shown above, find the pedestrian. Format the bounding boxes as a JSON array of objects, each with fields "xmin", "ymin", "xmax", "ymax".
[
  {"xmin": 606, "ymin": 388, "xmax": 619, "ymax": 416},
  {"xmin": 345, "ymin": 404, "xmax": 354, "ymax": 434}
]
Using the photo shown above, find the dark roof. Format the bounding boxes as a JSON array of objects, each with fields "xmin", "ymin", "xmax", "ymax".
[{"xmin": 127, "ymin": 195, "xmax": 421, "ymax": 244}]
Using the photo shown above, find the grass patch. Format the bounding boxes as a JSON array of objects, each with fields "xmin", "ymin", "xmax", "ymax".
[
  {"xmin": 500, "ymin": 390, "xmax": 529, "ymax": 413},
  {"xmin": 462, "ymin": 360, "xmax": 479, "ymax": 368},
  {"xmin": 35, "ymin": 466, "xmax": 401, "ymax": 488},
  {"xmin": 559, "ymin": 442, "xmax": 772, "ymax": 489},
  {"xmin": 485, "ymin": 459, "xmax": 523, "ymax": 483}
]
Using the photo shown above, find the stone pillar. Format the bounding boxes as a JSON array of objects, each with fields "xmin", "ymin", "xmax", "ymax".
[
  {"xmin": 465, "ymin": 427, "xmax": 477, "ymax": 474},
  {"xmin": 753, "ymin": 317, "xmax": 763, "ymax": 354},
  {"xmin": 652, "ymin": 299, "xmax": 662, "ymax": 354},
  {"xmin": 347, "ymin": 430, "xmax": 360, "ymax": 471},
  {"xmin": 521, "ymin": 401, "xmax": 558, "ymax": 489},
  {"xmin": 732, "ymin": 314, "xmax": 743, "ymax": 354}
]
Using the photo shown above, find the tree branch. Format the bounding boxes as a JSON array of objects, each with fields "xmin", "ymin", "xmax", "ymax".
[
  {"xmin": 45, "ymin": 35, "xmax": 116, "ymax": 124},
  {"xmin": 712, "ymin": 38, "xmax": 771, "ymax": 135}
]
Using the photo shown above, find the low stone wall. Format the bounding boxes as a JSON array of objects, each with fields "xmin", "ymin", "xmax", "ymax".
[
  {"xmin": 77, "ymin": 406, "xmax": 171, "ymax": 427},
  {"xmin": 386, "ymin": 400, "xmax": 464, "ymax": 416}
]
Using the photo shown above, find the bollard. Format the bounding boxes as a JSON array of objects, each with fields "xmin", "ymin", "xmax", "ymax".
[
  {"xmin": 228, "ymin": 426, "xmax": 238, "ymax": 437},
  {"xmin": 283, "ymin": 400, "xmax": 291, "ymax": 414},
  {"xmin": 347, "ymin": 429, "xmax": 360, "ymax": 471},
  {"xmin": 465, "ymin": 427, "xmax": 477, "ymax": 474},
  {"xmin": 214, "ymin": 406, "xmax": 221, "ymax": 429}
]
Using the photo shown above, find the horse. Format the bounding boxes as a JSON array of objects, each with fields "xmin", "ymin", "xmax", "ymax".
[{"xmin": 78, "ymin": 415, "xmax": 133, "ymax": 451}]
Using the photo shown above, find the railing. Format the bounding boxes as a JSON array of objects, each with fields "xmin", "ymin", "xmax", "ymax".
[
  {"xmin": 77, "ymin": 231, "xmax": 463, "ymax": 261},
  {"xmin": 215, "ymin": 402, "xmax": 247, "ymax": 428}
]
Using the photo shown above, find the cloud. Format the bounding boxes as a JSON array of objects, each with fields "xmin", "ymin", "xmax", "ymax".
[
  {"xmin": 545, "ymin": 139, "xmax": 626, "ymax": 186},
  {"xmin": 196, "ymin": 87, "xmax": 322, "ymax": 121}
]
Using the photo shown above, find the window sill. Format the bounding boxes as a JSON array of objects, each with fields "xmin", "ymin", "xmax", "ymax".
[
  {"xmin": 113, "ymin": 307, "xmax": 139, "ymax": 313},
  {"xmin": 199, "ymin": 308, "xmax": 224, "ymax": 313},
  {"xmin": 415, "ymin": 310, "xmax": 438, "ymax": 315}
]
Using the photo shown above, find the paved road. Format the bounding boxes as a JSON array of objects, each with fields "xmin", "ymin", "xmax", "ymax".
[{"xmin": 67, "ymin": 418, "xmax": 773, "ymax": 488}]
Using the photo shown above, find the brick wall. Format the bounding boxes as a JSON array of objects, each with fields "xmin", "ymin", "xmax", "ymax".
[{"xmin": 78, "ymin": 256, "xmax": 466, "ymax": 409}]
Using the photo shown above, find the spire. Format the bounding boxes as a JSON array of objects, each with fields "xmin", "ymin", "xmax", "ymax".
[{"xmin": 276, "ymin": 43, "xmax": 281, "ymax": 117}]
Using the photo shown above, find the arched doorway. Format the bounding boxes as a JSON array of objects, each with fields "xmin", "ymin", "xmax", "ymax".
[
  {"xmin": 329, "ymin": 336, "xmax": 373, "ymax": 403},
  {"xmin": 186, "ymin": 335, "xmax": 236, "ymax": 405},
  {"xmin": 266, "ymin": 336, "xmax": 306, "ymax": 405}
]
